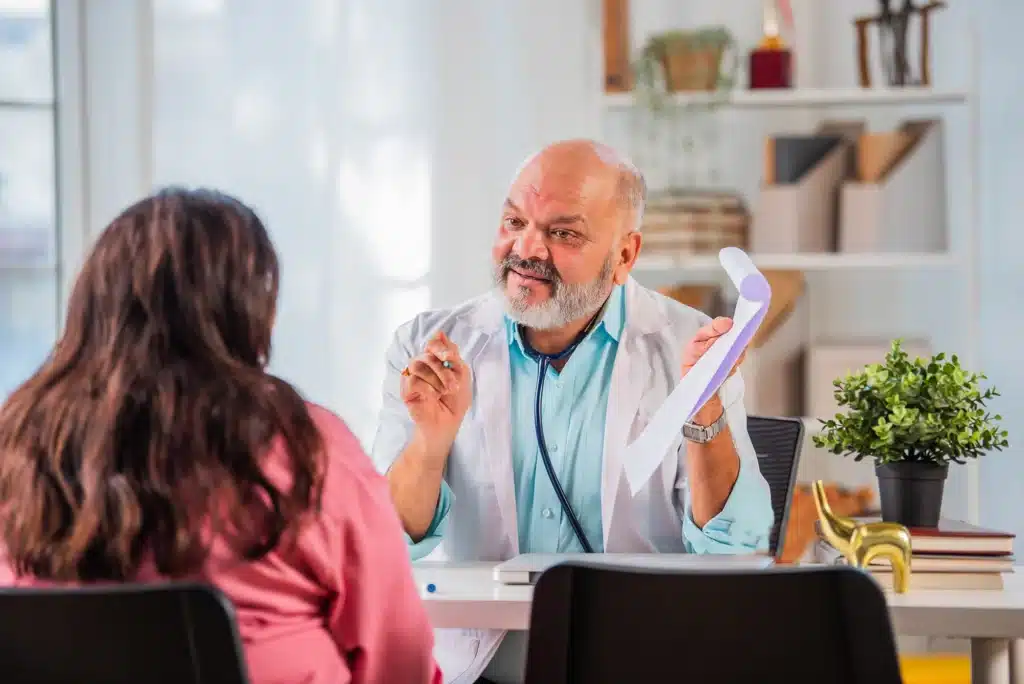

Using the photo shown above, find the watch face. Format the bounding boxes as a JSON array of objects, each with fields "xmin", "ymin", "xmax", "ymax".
[
  {"xmin": 684, "ymin": 424, "xmax": 706, "ymax": 442},
  {"xmin": 684, "ymin": 414, "xmax": 724, "ymax": 443}
]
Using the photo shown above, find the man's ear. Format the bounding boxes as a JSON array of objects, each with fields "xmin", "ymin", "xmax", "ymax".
[{"xmin": 612, "ymin": 231, "xmax": 642, "ymax": 285}]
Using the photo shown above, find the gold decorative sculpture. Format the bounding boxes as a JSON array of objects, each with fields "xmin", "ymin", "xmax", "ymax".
[{"xmin": 812, "ymin": 480, "xmax": 913, "ymax": 593}]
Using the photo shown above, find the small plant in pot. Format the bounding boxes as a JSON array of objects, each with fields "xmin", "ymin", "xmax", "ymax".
[
  {"xmin": 812, "ymin": 339, "xmax": 1009, "ymax": 528},
  {"xmin": 632, "ymin": 26, "xmax": 738, "ymax": 112}
]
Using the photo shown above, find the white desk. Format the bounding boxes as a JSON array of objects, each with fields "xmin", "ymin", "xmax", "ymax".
[{"xmin": 413, "ymin": 562, "xmax": 1024, "ymax": 684}]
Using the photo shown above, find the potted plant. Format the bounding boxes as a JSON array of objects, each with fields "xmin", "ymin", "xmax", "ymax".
[
  {"xmin": 633, "ymin": 27, "xmax": 738, "ymax": 112},
  {"xmin": 812, "ymin": 339, "xmax": 1009, "ymax": 528}
]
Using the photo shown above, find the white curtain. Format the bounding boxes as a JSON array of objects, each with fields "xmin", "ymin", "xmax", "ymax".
[{"xmin": 149, "ymin": 0, "xmax": 601, "ymax": 445}]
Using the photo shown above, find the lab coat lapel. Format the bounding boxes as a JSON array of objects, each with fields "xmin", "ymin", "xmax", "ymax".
[
  {"xmin": 601, "ymin": 278, "xmax": 666, "ymax": 544},
  {"xmin": 465, "ymin": 298, "xmax": 520, "ymax": 555},
  {"xmin": 602, "ymin": 339, "xmax": 645, "ymax": 543}
]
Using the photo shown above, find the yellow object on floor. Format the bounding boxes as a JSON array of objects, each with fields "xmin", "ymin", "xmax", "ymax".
[{"xmin": 899, "ymin": 654, "xmax": 970, "ymax": 684}]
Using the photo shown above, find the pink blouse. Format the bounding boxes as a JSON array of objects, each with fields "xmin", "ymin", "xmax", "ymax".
[{"xmin": 0, "ymin": 404, "xmax": 443, "ymax": 684}]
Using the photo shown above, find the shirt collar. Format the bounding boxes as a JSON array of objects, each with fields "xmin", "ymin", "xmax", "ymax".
[{"xmin": 504, "ymin": 284, "xmax": 625, "ymax": 352}]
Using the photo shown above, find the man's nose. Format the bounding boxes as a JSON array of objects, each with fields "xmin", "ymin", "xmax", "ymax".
[{"xmin": 514, "ymin": 226, "xmax": 548, "ymax": 261}]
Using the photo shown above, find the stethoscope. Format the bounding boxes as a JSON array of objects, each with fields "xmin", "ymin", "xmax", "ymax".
[{"xmin": 518, "ymin": 303, "xmax": 609, "ymax": 554}]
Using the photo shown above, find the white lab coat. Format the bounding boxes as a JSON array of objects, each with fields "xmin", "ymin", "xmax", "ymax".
[{"xmin": 371, "ymin": 277, "xmax": 772, "ymax": 683}]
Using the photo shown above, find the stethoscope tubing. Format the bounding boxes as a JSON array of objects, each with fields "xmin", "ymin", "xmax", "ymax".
[
  {"xmin": 521, "ymin": 307, "xmax": 605, "ymax": 554},
  {"xmin": 534, "ymin": 356, "xmax": 594, "ymax": 552}
]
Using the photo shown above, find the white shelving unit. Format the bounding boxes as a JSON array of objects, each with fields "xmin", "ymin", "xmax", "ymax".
[
  {"xmin": 635, "ymin": 251, "xmax": 959, "ymax": 273},
  {"xmin": 604, "ymin": 86, "xmax": 969, "ymax": 109},
  {"xmin": 602, "ymin": 70, "xmax": 981, "ymax": 520}
]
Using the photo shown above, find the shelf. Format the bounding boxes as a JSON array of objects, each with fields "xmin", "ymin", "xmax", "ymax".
[
  {"xmin": 0, "ymin": 259, "xmax": 57, "ymax": 272},
  {"xmin": 604, "ymin": 87, "xmax": 969, "ymax": 110},
  {"xmin": 0, "ymin": 98, "xmax": 55, "ymax": 110},
  {"xmin": 635, "ymin": 251, "xmax": 958, "ymax": 273}
]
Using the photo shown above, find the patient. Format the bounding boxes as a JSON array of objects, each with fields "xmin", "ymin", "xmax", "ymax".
[{"xmin": 0, "ymin": 188, "xmax": 442, "ymax": 684}]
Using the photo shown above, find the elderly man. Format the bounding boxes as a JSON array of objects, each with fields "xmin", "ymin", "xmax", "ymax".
[{"xmin": 372, "ymin": 139, "xmax": 773, "ymax": 683}]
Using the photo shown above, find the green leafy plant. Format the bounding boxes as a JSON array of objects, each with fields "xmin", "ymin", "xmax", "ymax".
[
  {"xmin": 812, "ymin": 339, "xmax": 1009, "ymax": 466},
  {"xmin": 632, "ymin": 27, "xmax": 737, "ymax": 113}
]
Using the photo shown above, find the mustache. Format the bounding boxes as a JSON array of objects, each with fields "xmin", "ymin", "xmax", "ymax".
[{"xmin": 500, "ymin": 255, "xmax": 561, "ymax": 283}]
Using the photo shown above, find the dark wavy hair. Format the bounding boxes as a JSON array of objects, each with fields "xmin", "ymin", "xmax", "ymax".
[{"xmin": 0, "ymin": 188, "xmax": 325, "ymax": 582}]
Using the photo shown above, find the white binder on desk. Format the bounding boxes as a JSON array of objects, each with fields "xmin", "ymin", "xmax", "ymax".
[{"xmin": 492, "ymin": 553, "xmax": 774, "ymax": 585}]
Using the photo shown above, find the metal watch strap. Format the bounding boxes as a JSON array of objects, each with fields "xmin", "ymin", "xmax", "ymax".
[{"xmin": 682, "ymin": 410, "xmax": 727, "ymax": 444}]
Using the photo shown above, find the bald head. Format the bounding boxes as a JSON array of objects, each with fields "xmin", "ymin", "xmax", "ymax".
[
  {"xmin": 513, "ymin": 139, "xmax": 646, "ymax": 233},
  {"xmin": 494, "ymin": 139, "xmax": 646, "ymax": 331}
]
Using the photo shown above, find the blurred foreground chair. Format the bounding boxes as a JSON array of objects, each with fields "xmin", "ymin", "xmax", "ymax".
[
  {"xmin": 0, "ymin": 582, "xmax": 249, "ymax": 684},
  {"xmin": 525, "ymin": 563, "xmax": 902, "ymax": 684}
]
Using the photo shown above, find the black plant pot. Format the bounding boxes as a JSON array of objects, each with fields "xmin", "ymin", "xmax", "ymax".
[{"xmin": 875, "ymin": 462, "xmax": 948, "ymax": 528}]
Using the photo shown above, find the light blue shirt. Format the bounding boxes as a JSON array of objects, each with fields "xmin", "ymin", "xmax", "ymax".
[
  {"xmin": 504, "ymin": 284, "xmax": 626, "ymax": 553},
  {"xmin": 406, "ymin": 284, "xmax": 771, "ymax": 559}
]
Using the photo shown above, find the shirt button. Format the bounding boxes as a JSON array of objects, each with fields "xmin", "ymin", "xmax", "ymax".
[
  {"xmin": 542, "ymin": 508, "xmax": 554, "ymax": 519},
  {"xmin": 551, "ymin": 444, "xmax": 559, "ymax": 452}
]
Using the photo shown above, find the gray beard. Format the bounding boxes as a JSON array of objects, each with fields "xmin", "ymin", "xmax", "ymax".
[{"xmin": 496, "ymin": 254, "xmax": 614, "ymax": 330}]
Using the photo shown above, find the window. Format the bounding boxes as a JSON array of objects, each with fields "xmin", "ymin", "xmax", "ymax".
[{"xmin": 0, "ymin": 0, "xmax": 57, "ymax": 397}]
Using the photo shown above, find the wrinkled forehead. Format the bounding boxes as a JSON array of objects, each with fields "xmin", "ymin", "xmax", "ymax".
[{"xmin": 507, "ymin": 156, "xmax": 619, "ymax": 221}]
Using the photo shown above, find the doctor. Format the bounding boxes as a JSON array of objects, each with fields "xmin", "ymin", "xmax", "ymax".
[{"xmin": 372, "ymin": 139, "xmax": 773, "ymax": 683}]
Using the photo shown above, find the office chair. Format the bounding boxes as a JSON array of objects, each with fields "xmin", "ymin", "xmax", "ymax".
[
  {"xmin": 0, "ymin": 582, "xmax": 250, "ymax": 684},
  {"xmin": 524, "ymin": 563, "xmax": 902, "ymax": 684},
  {"xmin": 748, "ymin": 415, "xmax": 804, "ymax": 559}
]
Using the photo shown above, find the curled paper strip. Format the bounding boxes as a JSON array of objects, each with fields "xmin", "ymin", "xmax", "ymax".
[{"xmin": 622, "ymin": 247, "xmax": 772, "ymax": 495}]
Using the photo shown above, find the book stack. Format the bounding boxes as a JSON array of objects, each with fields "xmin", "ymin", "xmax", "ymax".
[
  {"xmin": 813, "ymin": 518, "xmax": 1015, "ymax": 591},
  {"xmin": 640, "ymin": 190, "xmax": 749, "ymax": 257}
]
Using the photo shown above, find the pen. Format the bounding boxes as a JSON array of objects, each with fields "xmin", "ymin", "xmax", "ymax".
[{"xmin": 423, "ymin": 582, "xmax": 437, "ymax": 594}]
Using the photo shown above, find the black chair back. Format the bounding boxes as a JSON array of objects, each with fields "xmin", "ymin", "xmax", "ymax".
[
  {"xmin": 525, "ymin": 563, "xmax": 902, "ymax": 684},
  {"xmin": 0, "ymin": 582, "xmax": 249, "ymax": 684},
  {"xmin": 748, "ymin": 415, "xmax": 804, "ymax": 558}
]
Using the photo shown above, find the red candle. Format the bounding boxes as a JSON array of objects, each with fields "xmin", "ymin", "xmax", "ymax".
[
  {"xmin": 749, "ymin": 0, "xmax": 794, "ymax": 89},
  {"xmin": 749, "ymin": 49, "xmax": 793, "ymax": 89}
]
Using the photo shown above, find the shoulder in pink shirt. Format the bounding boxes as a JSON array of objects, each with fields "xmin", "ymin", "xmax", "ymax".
[{"xmin": 0, "ymin": 403, "xmax": 442, "ymax": 684}]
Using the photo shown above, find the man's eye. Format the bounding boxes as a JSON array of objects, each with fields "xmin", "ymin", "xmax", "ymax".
[
  {"xmin": 504, "ymin": 217, "xmax": 525, "ymax": 230},
  {"xmin": 551, "ymin": 229, "xmax": 573, "ymax": 240}
]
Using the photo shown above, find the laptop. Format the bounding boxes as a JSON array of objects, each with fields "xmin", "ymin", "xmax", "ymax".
[{"xmin": 493, "ymin": 553, "xmax": 775, "ymax": 585}]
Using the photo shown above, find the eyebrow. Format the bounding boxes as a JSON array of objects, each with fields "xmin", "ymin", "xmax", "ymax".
[
  {"xmin": 504, "ymin": 200, "xmax": 584, "ymax": 224},
  {"xmin": 503, "ymin": 198, "xmax": 588, "ymax": 237}
]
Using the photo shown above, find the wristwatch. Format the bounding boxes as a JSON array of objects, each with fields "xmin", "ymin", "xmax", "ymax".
[{"xmin": 683, "ymin": 410, "xmax": 728, "ymax": 444}]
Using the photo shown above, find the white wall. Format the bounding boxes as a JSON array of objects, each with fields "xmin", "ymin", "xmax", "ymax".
[{"xmin": 973, "ymin": 0, "xmax": 1024, "ymax": 545}]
